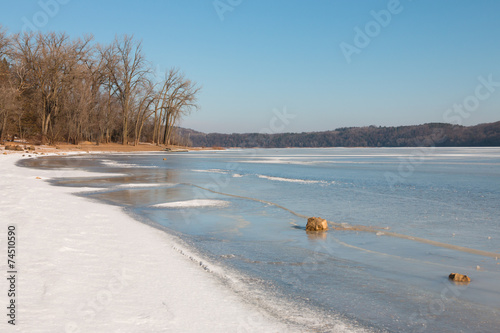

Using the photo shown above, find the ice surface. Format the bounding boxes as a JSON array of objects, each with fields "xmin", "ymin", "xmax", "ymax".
[
  {"xmin": 117, "ymin": 183, "xmax": 173, "ymax": 188},
  {"xmin": 152, "ymin": 199, "xmax": 230, "ymax": 208},
  {"xmin": 191, "ymin": 169, "xmax": 229, "ymax": 174},
  {"xmin": 257, "ymin": 174, "xmax": 329, "ymax": 185},
  {"xmin": 101, "ymin": 159, "xmax": 157, "ymax": 168}
]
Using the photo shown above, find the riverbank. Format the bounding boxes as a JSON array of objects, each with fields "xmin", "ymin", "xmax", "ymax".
[
  {"xmin": 0, "ymin": 153, "xmax": 294, "ymax": 332},
  {"xmin": 0, "ymin": 141, "xmax": 223, "ymax": 155}
]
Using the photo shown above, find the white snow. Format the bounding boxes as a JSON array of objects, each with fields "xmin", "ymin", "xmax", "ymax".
[
  {"xmin": 117, "ymin": 183, "xmax": 174, "ymax": 188},
  {"xmin": 191, "ymin": 169, "xmax": 229, "ymax": 174},
  {"xmin": 0, "ymin": 154, "xmax": 295, "ymax": 332},
  {"xmin": 151, "ymin": 199, "xmax": 229, "ymax": 208},
  {"xmin": 257, "ymin": 174, "xmax": 328, "ymax": 185},
  {"xmin": 100, "ymin": 159, "xmax": 157, "ymax": 168}
]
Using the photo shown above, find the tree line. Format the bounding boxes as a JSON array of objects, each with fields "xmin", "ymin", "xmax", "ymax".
[
  {"xmin": 0, "ymin": 26, "xmax": 200, "ymax": 145},
  {"xmin": 182, "ymin": 121, "xmax": 500, "ymax": 148}
]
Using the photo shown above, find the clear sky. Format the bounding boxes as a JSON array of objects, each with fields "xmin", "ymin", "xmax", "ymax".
[{"xmin": 1, "ymin": 0, "xmax": 499, "ymax": 133}]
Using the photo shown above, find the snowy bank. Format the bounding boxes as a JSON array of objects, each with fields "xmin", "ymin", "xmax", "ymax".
[{"xmin": 0, "ymin": 154, "xmax": 295, "ymax": 332}]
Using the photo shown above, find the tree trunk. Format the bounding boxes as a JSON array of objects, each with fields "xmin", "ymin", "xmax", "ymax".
[
  {"xmin": 0, "ymin": 112, "xmax": 7, "ymax": 141},
  {"xmin": 152, "ymin": 108, "xmax": 158, "ymax": 145},
  {"xmin": 137, "ymin": 121, "xmax": 146, "ymax": 147},
  {"xmin": 163, "ymin": 110, "xmax": 171, "ymax": 145},
  {"xmin": 122, "ymin": 115, "xmax": 128, "ymax": 145},
  {"xmin": 41, "ymin": 113, "xmax": 50, "ymax": 145},
  {"xmin": 133, "ymin": 113, "xmax": 140, "ymax": 146}
]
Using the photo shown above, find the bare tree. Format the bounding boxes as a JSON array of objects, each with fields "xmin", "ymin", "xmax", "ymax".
[
  {"xmin": 132, "ymin": 79, "xmax": 156, "ymax": 145},
  {"xmin": 104, "ymin": 35, "xmax": 151, "ymax": 145},
  {"xmin": 1, "ymin": 27, "xmax": 200, "ymax": 146},
  {"xmin": 0, "ymin": 63, "xmax": 18, "ymax": 141},
  {"xmin": 99, "ymin": 43, "xmax": 121, "ymax": 144},
  {"xmin": 12, "ymin": 32, "xmax": 92, "ymax": 143},
  {"xmin": 152, "ymin": 68, "xmax": 200, "ymax": 145},
  {"xmin": 0, "ymin": 26, "xmax": 13, "ymax": 141},
  {"xmin": 152, "ymin": 68, "xmax": 182, "ymax": 145},
  {"xmin": 0, "ymin": 25, "xmax": 9, "ymax": 59},
  {"xmin": 77, "ymin": 45, "xmax": 107, "ymax": 144},
  {"xmin": 162, "ymin": 69, "xmax": 200, "ymax": 145}
]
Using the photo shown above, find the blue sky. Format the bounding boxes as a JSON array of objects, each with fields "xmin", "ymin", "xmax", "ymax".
[{"xmin": 1, "ymin": 0, "xmax": 499, "ymax": 133}]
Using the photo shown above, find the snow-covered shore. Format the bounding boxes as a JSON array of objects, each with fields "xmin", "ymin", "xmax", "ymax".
[{"xmin": 0, "ymin": 154, "xmax": 294, "ymax": 332}]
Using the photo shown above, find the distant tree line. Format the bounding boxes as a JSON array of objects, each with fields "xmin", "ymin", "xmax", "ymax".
[
  {"xmin": 0, "ymin": 25, "xmax": 200, "ymax": 145},
  {"xmin": 181, "ymin": 121, "xmax": 500, "ymax": 148}
]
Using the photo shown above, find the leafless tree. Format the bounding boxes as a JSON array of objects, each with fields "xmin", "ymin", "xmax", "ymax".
[
  {"xmin": 132, "ymin": 79, "xmax": 156, "ymax": 145},
  {"xmin": 0, "ymin": 27, "xmax": 9, "ymax": 56},
  {"xmin": 0, "ymin": 26, "xmax": 13, "ymax": 141},
  {"xmin": 1, "ymin": 27, "xmax": 199, "ymax": 146},
  {"xmin": 153, "ymin": 68, "xmax": 200, "ymax": 145},
  {"xmin": 0, "ymin": 73, "xmax": 18, "ymax": 141},
  {"xmin": 104, "ymin": 35, "xmax": 151, "ymax": 145},
  {"xmin": 12, "ymin": 32, "xmax": 92, "ymax": 143}
]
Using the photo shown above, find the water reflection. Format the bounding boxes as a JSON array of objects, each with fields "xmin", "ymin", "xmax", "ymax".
[
  {"xmin": 306, "ymin": 231, "xmax": 328, "ymax": 241},
  {"xmin": 22, "ymin": 155, "xmax": 189, "ymax": 208},
  {"xmin": 93, "ymin": 187, "xmax": 188, "ymax": 206}
]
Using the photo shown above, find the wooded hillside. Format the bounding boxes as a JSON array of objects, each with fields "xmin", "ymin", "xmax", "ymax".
[{"xmin": 181, "ymin": 121, "xmax": 500, "ymax": 148}]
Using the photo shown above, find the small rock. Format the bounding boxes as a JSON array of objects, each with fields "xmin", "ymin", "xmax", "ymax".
[
  {"xmin": 449, "ymin": 273, "xmax": 471, "ymax": 283},
  {"xmin": 306, "ymin": 217, "xmax": 328, "ymax": 231}
]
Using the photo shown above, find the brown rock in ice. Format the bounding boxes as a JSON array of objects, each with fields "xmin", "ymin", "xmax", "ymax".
[
  {"xmin": 449, "ymin": 273, "xmax": 471, "ymax": 283},
  {"xmin": 306, "ymin": 217, "xmax": 328, "ymax": 231}
]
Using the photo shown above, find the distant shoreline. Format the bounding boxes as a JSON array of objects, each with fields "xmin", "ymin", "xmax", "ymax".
[{"xmin": 182, "ymin": 120, "xmax": 500, "ymax": 148}]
